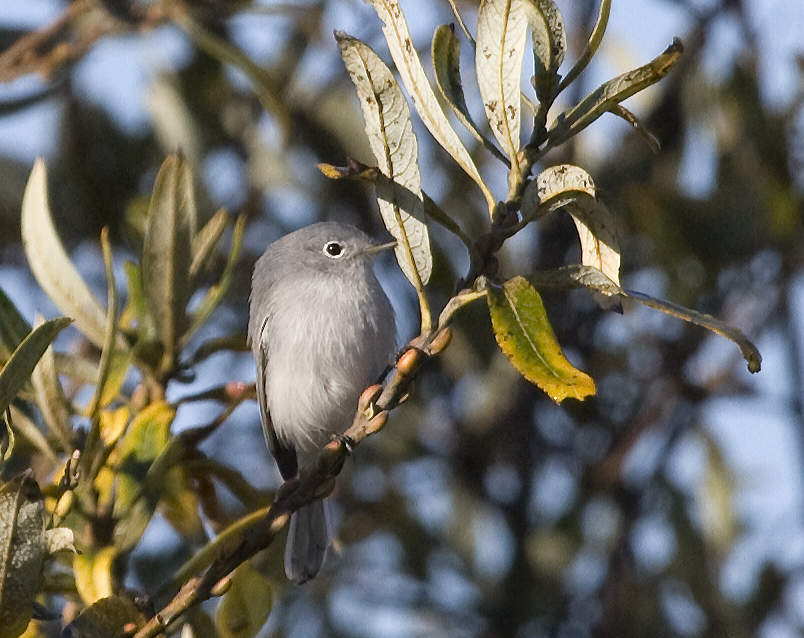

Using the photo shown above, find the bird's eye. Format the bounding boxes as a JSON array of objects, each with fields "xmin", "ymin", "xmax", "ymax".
[{"xmin": 323, "ymin": 241, "xmax": 345, "ymax": 258}]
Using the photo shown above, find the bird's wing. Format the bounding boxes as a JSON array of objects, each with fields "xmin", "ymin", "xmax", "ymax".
[{"xmin": 256, "ymin": 325, "xmax": 298, "ymax": 480}]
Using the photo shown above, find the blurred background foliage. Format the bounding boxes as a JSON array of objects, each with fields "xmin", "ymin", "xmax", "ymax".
[{"xmin": 0, "ymin": 0, "xmax": 802, "ymax": 637}]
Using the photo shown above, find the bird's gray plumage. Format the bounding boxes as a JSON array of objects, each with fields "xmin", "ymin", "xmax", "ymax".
[{"xmin": 249, "ymin": 222, "xmax": 396, "ymax": 583}]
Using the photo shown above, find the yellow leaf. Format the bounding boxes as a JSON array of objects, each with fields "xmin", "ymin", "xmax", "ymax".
[
  {"xmin": 74, "ymin": 546, "xmax": 117, "ymax": 604},
  {"xmin": 486, "ymin": 276, "xmax": 595, "ymax": 402}
]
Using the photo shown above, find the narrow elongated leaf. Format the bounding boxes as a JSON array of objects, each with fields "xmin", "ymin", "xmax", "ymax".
[
  {"xmin": 113, "ymin": 401, "xmax": 176, "ymax": 550},
  {"xmin": 142, "ymin": 154, "xmax": 197, "ymax": 368},
  {"xmin": 0, "ymin": 288, "xmax": 31, "ymax": 364},
  {"xmin": 30, "ymin": 315, "xmax": 73, "ymax": 451},
  {"xmin": 184, "ymin": 214, "xmax": 248, "ymax": 343},
  {"xmin": 8, "ymin": 407, "xmax": 58, "ymax": 466},
  {"xmin": 20, "ymin": 160, "xmax": 108, "ymax": 348},
  {"xmin": 190, "ymin": 208, "xmax": 229, "ymax": 279},
  {"xmin": 364, "ymin": 0, "xmax": 496, "ymax": 212},
  {"xmin": 486, "ymin": 276, "xmax": 595, "ymax": 402},
  {"xmin": 0, "ymin": 317, "xmax": 71, "ymax": 417},
  {"xmin": 0, "ymin": 472, "xmax": 45, "ymax": 638},
  {"xmin": 548, "ymin": 38, "xmax": 683, "ymax": 147},
  {"xmin": 557, "ymin": 0, "xmax": 611, "ymax": 93},
  {"xmin": 528, "ymin": 265, "xmax": 762, "ymax": 373},
  {"xmin": 523, "ymin": 0, "xmax": 567, "ymax": 102},
  {"xmin": 336, "ymin": 32, "xmax": 432, "ymax": 287},
  {"xmin": 476, "ymin": 0, "xmax": 527, "ymax": 171},
  {"xmin": 432, "ymin": 25, "xmax": 508, "ymax": 165}
]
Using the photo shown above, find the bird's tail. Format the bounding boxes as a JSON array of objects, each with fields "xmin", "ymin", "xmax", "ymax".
[{"xmin": 285, "ymin": 499, "xmax": 331, "ymax": 583}]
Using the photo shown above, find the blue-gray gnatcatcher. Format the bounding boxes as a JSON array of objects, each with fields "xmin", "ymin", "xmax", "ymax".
[{"xmin": 248, "ymin": 222, "xmax": 396, "ymax": 583}]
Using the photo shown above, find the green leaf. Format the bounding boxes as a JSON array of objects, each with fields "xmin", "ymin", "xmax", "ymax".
[
  {"xmin": 557, "ymin": 0, "xmax": 611, "ymax": 93},
  {"xmin": 86, "ymin": 228, "xmax": 122, "ymax": 419},
  {"xmin": 215, "ymin": 563, "xmax": 274, "ymax": 638},
  {"xmin": 0, "ymin": 287, "xmax": 31, "ymax": 365},
  {"xmin": 113, "ymin": 400, "xmax": 176, "ymax": 550},
  {"xmin": 20, "ymin": 159, "xmax": 108, "ymax": 349},
  {"xmin": 141, "ymin": 154, "xmax": 197, "ymax": 371},
  {"xmin": 30, "ymin": 315, "xmax": 74, "ymax": 452},
  {"xmin": 184, "ymin": 214, "xmax": 247, "ymax": 344},
  {"xmin": 548, "ymin": 38, "xmax": 683, "ymax": 147},
  {"xmin": 0, "ymin": 317, "xmax": 72, "ymax": 417},
  {"xmin": 62, "ymin": 595, "xmax": 146, "ymax": 638},
  {"xmin": 432, "ymin": 25, "xmax": 508, "ymax": 165},
  {"xmin": 336, "ymin": 32, "xmax": 432, "ymax": 289},
  {"xmin": 364, "ymin": 0, "xmax": 496, "ymax": 212},
  {"xmin": 0, "ymin": 472, "xmax": 46, "ymax": 638},
  {"xmin": 528, "ymin": 265, "xmax": 762, "ymax": 373},
  {"xmin": 485, "ymin": 276, "xmax": 595, "ymax": 402},
  {"xmin": 523, "ymin": 0, "xmax": 567, "ymax": 103},
  {"xmin": 476, "ymin": 0, "xmax": 528, "ymax": 173},
  {"xmin": 191, "ymin": 208, "xmax": 230, "ymax": 280}
]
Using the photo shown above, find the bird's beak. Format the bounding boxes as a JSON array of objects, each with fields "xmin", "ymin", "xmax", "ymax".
[{"xmin": 366, "ymin": 239, "xmax": 397, "ymax": 255}]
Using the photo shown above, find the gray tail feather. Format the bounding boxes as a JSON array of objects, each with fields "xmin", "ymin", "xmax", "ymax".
[{"xmin": 285, "ymin": 500, "xmax": 331, "ymax": 584}]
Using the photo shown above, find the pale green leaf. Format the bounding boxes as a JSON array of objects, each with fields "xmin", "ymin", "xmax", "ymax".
[
  {"xmin": 557, "ymin": 0, "xmax": 611, "ymax": 93},
  {"xmin": 476, "ymin": 0, "xmax": 528, "ymax": 170},
  {"xmin": 142, "ymin": 154, "xmax": 197, "ymax": 369},
  {"xmin": 548, "ymin": 38, "xmax": 683, "ymax": 147},
  {"xmin": 0, "ymin": 317, "xmax": 72, "ymax": 417},
  {"xmin": 30, "ymin": 315, "xmax": 73, "ymax": 452},
  {"xmin": 0, "ymin": 472, "xmax": 45, "ymax": 638},
  {"xmin": 364, "ymin": 0, "xmax": 496, "ymax": 212},
  {"xmin": 191, "ymin": 208, "xmax": 230, "ymax": 279},
  {"xmin": 523, "ymin": 0, "xmax": 567, "ymax": 103},
  {"xmin": 432, "ymin": 25, "xmax": 508, "ymax": 165},
  {"xmin": 336, "ymin": 32, "xmax": 432, "ymax": 288},
  {"xmin": 184, "ymin": 214, "xmax": 248, "ymax": 343},
  {"xmin": 20, "ymin": 159, "xmax": 108, "ymax": 348},
  {"xmin": 485, "ymin": 276, "xmax": 595, "ymax": 402}
]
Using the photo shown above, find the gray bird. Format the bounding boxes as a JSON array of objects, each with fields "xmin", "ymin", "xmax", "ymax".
[{"xmin": 248, "ymin": 222, "xmax": 396, "ymax": 583}]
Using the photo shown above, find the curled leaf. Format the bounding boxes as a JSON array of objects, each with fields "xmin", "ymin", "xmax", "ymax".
[
  {"xmin": 522, "ymin": 165, "xmax": 620, "ymax": 290},
  {"xmin": 485, "ymin": 276, "xmax": 595, "ymax": 402}
]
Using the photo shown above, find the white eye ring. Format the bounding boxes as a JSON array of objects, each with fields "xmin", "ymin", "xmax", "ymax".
[{"xmin": 323, "ymin": 241, "xmax": 345, "ymax": 258}]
